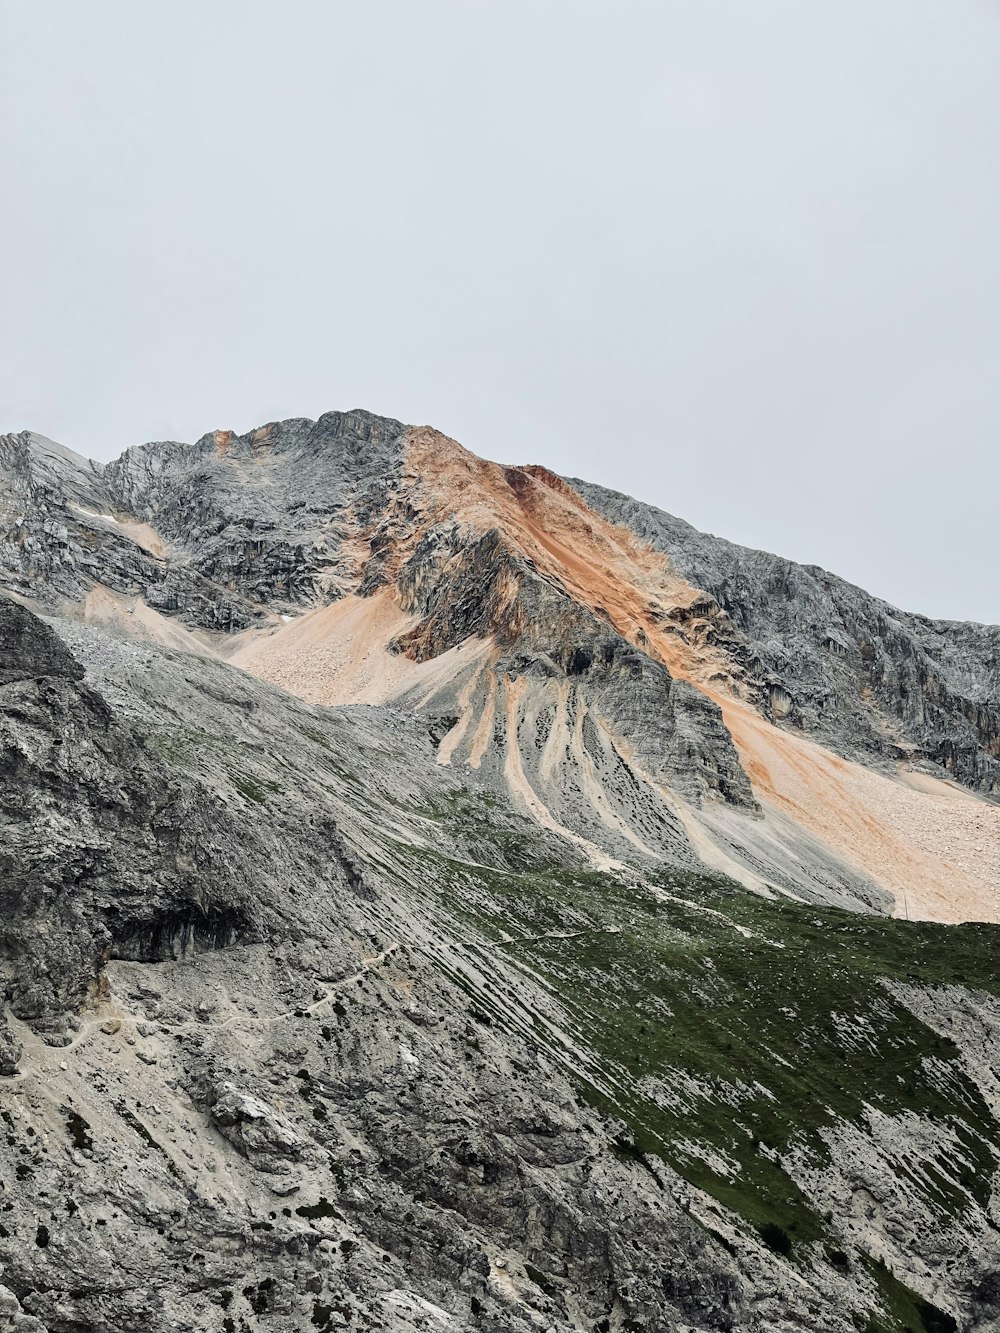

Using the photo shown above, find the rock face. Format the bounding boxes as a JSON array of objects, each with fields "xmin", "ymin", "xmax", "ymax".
[
  {"xmin": 2, "ymin": 601, "xmax": 997, "ymax": 1333},
  {"xmin": 0, "ymin": 606, "xmax": 767, "ymax": 1333},
  {"xmin": 0, "ymin": 596, "xmax": 259, "ymax": 1042},
  {"xmin": 3, "ymin": 413, "xmax": 999, "ymax": 918},
  {"xmin": 394, "ymin": 522, "xmax": 757, "ymax": 811},
  {"xmin": 569, "ymin": 476, "xmax": 1000, "ymax": 795},
  {"xmin": 103, "ymin": 410, "xmax": 409, "ymax": 618},
  {"xmin": 1, "ymin": 410, "xmax": 999, "ymax": 1333}
]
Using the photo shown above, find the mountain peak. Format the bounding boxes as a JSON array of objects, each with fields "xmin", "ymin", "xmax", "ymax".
[
  {"xmin": 2, "ymin": 409, "xmax": 999, "ymax": 924},
  {"xmin": 2, "ymin": 406, "xmax": 1000, "ymax": 1333}
]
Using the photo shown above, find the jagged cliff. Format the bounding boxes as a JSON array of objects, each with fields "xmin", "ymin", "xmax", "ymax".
[
  {"xmin": 4, "ymin": 415, "xmax": 997, "ymax": 918},
  {"xmin": 0, "ymin": 600, "xmax": 259, "ymax": 1050},
  {"xmin": 569, "ymin": 476, "xmax": 1000, "ymax": 796},
  {"xmin": 1, "ymin": 412, "xmax": 999, "ymax": 1333}
]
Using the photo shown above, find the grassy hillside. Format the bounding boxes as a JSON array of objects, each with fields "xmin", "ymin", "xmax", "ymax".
[{"xmin": 402, "ymin": 789, "xmax": 1000, "ymax": 1332}]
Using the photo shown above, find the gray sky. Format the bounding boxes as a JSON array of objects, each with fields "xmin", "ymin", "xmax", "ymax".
[{"xmin": 2, "ymin": 1, "xmax": 998, "ymax": 623}]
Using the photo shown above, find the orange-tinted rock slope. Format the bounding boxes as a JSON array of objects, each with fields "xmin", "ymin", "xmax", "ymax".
[{"xmin": 3, "ymin": 413, "xmax": 998, "ymax": 922}]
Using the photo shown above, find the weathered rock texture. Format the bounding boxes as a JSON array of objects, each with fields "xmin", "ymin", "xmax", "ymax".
[
  {"xmin": 104, "ymin": 411, "xmax": 409, "ymax": 617},
  {"xmin": 3, "ymin": 414, "xmax": 998, "ymax": 921},
  {"xmin": 569, "ymin": 476, "xmax": 1000, "ymax": 795},
  {"xmin": 1, "ymin": 411, "xmax": 999, "ymax": 1332},
  {"xmin": 0, "ymin": 598, "xmax": 260, "ymax": 1041},
  {"xmin": 2, "ymin": 602, "xmax": 997, "ymax": 1333}
]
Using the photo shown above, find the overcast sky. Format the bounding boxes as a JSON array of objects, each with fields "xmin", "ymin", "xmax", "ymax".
[{"xmin": 2, "ymin": 2, "xmax": 998, "ymax": 622}]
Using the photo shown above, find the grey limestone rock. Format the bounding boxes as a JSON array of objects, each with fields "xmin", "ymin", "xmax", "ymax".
[
  {"xmin": 0, "ymin": 597, "xmax": 84, "ymax": 686},
  {"xmin": 568, "ymin": 475, "xmax": 1000, "ymax": 793},
  {"xmin": 0, "ymin": 411, "xmax": 998, "ymax": 1333},
  {"xmin": 0, "ymin": 596, "xmax": 261, "ymax": 1038},
  {"xmin": 209, "ymin": 1082, "xmax": 306, "ymax": 1172},
  {"xmin": 0, "ymin": 1283, "xmax": 47, "ymax": 1333},
  {"xmin": 0, "ymin": 1020, "xmax": 20, "ymax": 1077},
  {"xmin": 103, "ymin": 409, "xmax": 409, "ymax": 616},
  {"xmin": 396, "ymin": 523, "xmax": 757, "ymax": 810}
]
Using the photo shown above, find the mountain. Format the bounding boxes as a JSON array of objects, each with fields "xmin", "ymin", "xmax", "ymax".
[{"xmin": 1, "ymin": 413, "xmax": 998, "ymax": 1333}]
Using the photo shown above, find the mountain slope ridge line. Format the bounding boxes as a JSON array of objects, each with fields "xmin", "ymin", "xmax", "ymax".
[
  {"xmin": 2, "ymin": 411, "xmax": 998, "ymax": 923},
  {"xmin": 3, "ymin": 411, "xmax": 1000, "ymax": 1331}
]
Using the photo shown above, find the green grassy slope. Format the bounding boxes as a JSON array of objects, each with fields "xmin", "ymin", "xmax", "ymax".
[{"xmin": 402, "ymin": 792, "xmax": 1000, "ymax": 1333}]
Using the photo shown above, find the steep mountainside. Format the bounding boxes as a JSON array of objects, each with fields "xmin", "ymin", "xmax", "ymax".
[
  {"xmin": 2, "ymin": 415, "xmax": 997, "ymax": 921},
  {"xmin": 569, "ymin": 477, "xmax": 1000, "ymax": 795},
  {"xmin": 1, "ymin": 411, "xmax": 999, "ymax": 1333}
]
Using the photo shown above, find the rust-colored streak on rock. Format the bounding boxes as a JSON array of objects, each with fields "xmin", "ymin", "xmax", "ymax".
[
  {"xmin": 402, "ymin": 425, "xmax": 1000, "ymax": 922},
  {"xmin": 404, "ymin": 426, "xmax": 741, "ymax": 694},
  {"xmin": 719, "ymin": 693, "xmax": 1000, "ymax": 923}
]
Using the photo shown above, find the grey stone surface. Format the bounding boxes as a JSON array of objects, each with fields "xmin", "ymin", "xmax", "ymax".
[
  {"xmin": 104, "ymin": 409, "xmax": 409, "ymax": 616},
  {"xmin": 0, "ymin": 607, "xmax": 772, "ymax": 1333},
  {"xmin": 1, "ymin": 411, "xmax": 998, "ymax": 1331},
  {"xmin": 395, "ymin": 522, "xmax": 757, "ymax": 810},
  {"xmin": 568, "ymin": 476, "xmax": 1000, "ymax": 794},
  {"xmin": 0, "ymin": 596, "xmax": 261, "ymax": 1040},
  {"xmin": 0, "ymin": 595, "xmax": 989, "ymax": 1333}
]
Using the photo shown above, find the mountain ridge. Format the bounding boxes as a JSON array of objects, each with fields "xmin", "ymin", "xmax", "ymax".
[
  {"xmin": 14, "ymin": 415, "xmax": 999, "ymax": 624},
  {"xmin": 2, "ymin": 411, "xmax": 996, "ymax": 922},
  {"xmin": 2, "ymin": 408, "xmax": 1000, "ymax": 1332}
]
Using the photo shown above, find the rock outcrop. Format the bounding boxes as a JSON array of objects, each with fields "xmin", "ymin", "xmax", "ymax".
[
  {"xmin": 4, "ymin": 413, "xmax": 999, "ymax": 920},
  {"xmin": 1, "ymin": 401, "xmax": 999, "ymax": 1333},
  {"xmin": 1, "ymin": 599, "xmax": 996, "ymax": 1331},
  {"xmin": 0, "ymin": 596, "xmax": 259, "ymax": 1041},
  {"xmin": 103, "ymin": 410, "xmax": 410, "ymax": 617},
  {"xmin": 570, "ymin": 476, "xmax": 1000, "ymax": 795},
  {"xmin": 0, "ymin": 604, "xmax": 769, "ymax": 1332}
]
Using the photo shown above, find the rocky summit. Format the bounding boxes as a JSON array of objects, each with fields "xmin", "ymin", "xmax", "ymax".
[{"xmin": 0, "ymin": 411, "xmax": 998, "ymax": 1333}]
